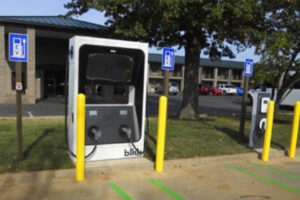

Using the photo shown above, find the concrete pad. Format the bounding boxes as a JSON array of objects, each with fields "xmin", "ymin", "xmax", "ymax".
[
  {"xmin": 164, "ymin": 147, "xmax": 288, "ymax": 169},
  {"xmin": 2, "ymin": 156, "xmax": 300, "ymax": 199},
  {"xmin": 1, "ymin": 147, "xmax": 296, "ymax": 184},
  {"xmin": 85, "ymin": 157, "xmax": 154, "ymax": 175}
]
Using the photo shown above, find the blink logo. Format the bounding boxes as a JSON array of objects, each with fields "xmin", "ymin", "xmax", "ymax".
[{"xmin": 124, "ymin": 148, "xmax": 142, "ymax": 157}]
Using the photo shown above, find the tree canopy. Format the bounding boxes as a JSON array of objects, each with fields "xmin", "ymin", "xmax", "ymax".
[
  {"xmin": 65, "ymin": 0, "xmax": 261, "ymax": 119},
  {"xmin": 251, "ymin": 0, "xmax": 300, "ymax": 107}
]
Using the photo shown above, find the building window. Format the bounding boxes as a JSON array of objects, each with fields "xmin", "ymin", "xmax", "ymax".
[
  {"xmin": 149, "ymin": 62, "xmax": 162, "ymax": 76},
  {"xmin": 171, "ymin": 64, "xmax": 182, "ymax": 77},
  {"xmin": 218, "ymin": 69, "xmax": 228, "ymax": 80},
  {"xmin": 203, "ymin": 67, "xmax": 213, "ymax": 79},
  {"xmin": 232, "ymin": 69, "xmax": 242, "ymax": 80}
]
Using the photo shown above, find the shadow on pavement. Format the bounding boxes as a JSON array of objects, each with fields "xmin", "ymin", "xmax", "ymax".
[{"xmin": 271, "ymin": 141, "xmax": 286, "ymax": 151}]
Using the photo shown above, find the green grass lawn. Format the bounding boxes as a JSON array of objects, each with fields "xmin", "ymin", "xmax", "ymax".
[
  {"xmin": 144, "ymin": 114, "xmax": 298, "ymax": 161},
  {"xmin": 0, "ymin": 119, "xmax": 74, "ymax": 173},
  {"xmin": 0, "ymin": 114, "xmax": 298, "ymax": 173}
]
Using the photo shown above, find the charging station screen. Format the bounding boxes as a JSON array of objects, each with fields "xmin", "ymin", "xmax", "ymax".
[
  {"xmin": 86, "ymin": 53, "xmax": 134, "ymax": 82},
  {"xmin": 78, "ymin": 45, "xmax": 145, "ymax": 104}
]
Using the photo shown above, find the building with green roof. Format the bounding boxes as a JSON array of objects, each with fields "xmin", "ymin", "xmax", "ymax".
[
  {"xmin": 147, "ymin": 53, "xmax": 244, "ymax": 93},
  {"xmin": 0, "ymin": 16, "xmax": 244, "ymax": 104}
]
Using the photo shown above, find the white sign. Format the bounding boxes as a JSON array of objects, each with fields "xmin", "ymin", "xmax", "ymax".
[{"xmin": 16, "ymin": 82, "xmax": 23, "ymax": 91}]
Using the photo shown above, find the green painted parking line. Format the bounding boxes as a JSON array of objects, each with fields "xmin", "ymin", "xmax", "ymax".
[
  {"xmin": 149, "ymin": 178, "xmax": 185, "ymax": 200},
  {"xmin": 247, "ymin": 160, "xmax": 300, "ymax": 180},
  {"xmin": 108, "ymin": 182, "xmax": 133, "ymax": 200},
  {"xmin": 224, "ymin": 163, "xmax": 300, "ymax": 195}
]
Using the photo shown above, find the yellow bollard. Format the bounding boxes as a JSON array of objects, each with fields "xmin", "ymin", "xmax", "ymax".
[
  {"xmin": 76, "ymin": 94, "xmax": 85, "ymax": 181},
  {"xmin": 155, "ymin": 96, "xmax": 168, "ymax": 172},
  {"xmin": 289, "ymin": 101, "xmax": 300, "ymax": 158},
  {"xmin": 262, "ymin": 101, "xmax": 275, "ymax": 161}
]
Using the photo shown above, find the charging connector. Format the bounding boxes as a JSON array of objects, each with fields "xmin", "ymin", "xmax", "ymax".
[{"xmin": 119, "ymin": 125, "xmax": 144, "ymax": 154}]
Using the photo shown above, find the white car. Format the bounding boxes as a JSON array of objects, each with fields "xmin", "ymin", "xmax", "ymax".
[
  {"xmin": 155, "ymin": 82, "xmax": 179, "ymax": 95},
  {"xmin": 169, "ymin": 82, "xmax": 179, "ymax": 95},
  {"xmin": 216, "ymin": 84, "xmax": 237, "ymax": 95}
]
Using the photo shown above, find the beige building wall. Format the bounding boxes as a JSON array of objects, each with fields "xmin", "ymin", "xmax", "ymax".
[
  {"xmin": 25, "ymin": 28, "xmax": 36, "ymax": 104},
  {"xmin": 213, "ymin": 67, "xmax": 218, "ymax": 87},
  {"xmin": 228, "ymin": 69, "xmax": 232, "ymax": 84},
  {"xmin": 0, "ymin": 25, "xmax": 15, "ymax": 104}
]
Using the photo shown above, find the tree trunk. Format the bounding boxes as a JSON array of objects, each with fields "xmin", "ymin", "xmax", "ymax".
[{"xmin": 177, "ymin": 40, "xmax": 201, "ymax": 120}]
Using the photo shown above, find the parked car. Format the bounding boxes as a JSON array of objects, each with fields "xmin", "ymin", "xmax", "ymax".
[
  {"xmin": 155, "ymin": 82, "xmax": 179, "ymax": 95},
  {"xmin": 169, "ymin": 82, "xmax": 179, "ymax": 95},
  {"xmin": 198, "ymin": 84, "xmax": 210, "ymax": 94},
  {"xmin": 236, "ymin": 87, "xmax": 243, "ymax": 95},
  {"xmin": 216, "ymin": 84, "xmax": 237, "ymax": 95},
  {"xmin": 208, "ymin": 87, "xmax": 222, "ymax": 95},
  {"xmin": 154, "ymin": 84, "xmax": 163, "ymax": 94}
]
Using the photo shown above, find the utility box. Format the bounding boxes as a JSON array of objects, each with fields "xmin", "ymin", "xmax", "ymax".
[
  {"xmin": 249, "ymin": 92, "xmax": 271, "ymax": 148},
  {"xmin": 68, "ymin": 36, "xmax": 148, "ymax": 161}
]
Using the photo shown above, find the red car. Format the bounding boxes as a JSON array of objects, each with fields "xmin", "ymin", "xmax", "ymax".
[
  {"xmin": 207, "ymin": 87, "xmax": 222, "ymax": 95},
  {"xmin": 198, "ymin": 84, "xmax": 222, "ymax": 95},
  {"xmin": 198, "ymin": 84, "xmax": 210, "ymax": 94}
]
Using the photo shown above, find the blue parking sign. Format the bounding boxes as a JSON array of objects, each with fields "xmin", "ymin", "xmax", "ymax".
[
  {"xmin": 162, "ymin": 48, "xmax": 175, "ymax": 70},
  {"xmin": 9, "ymin": 33, "xmax": 28, "ymax": 62},
  {"xmin": 244, "ymin": 58, "xmax": 253, "ymax": 77}
]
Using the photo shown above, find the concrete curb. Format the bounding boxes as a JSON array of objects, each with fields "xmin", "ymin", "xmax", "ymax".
[
  {"xmin": 164, "ymin": 148, "xmax": 295, "ymax": 169},
  {"xmin": 1, "ymin": 148, "xmax": 299, "ymax": 182}
]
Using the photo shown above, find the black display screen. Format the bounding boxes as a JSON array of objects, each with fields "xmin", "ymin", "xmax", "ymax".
[
  {"xmin": 86, "ymin": 53, "xmax": 134, "ymax": 83},
  {"xmin": 78, "ymin": 45, "xmax": 145, "ymax": 104}
]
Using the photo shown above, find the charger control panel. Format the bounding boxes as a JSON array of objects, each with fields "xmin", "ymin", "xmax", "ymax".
[{"xmin": 260, "ymin": 97, "xmax": 270, "ymax": 113}]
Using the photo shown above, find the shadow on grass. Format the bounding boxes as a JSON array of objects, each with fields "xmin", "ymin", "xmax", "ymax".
[
  {"xmin": 144, "ymin": 134, "xmax": 156, "ymax": 161},
  {"xmin": 24, "ymin": 128, "xmax": 55, "ymax": 159},
  {"xmin": 145, "ymin": 145, "xmax": 155, "ymax": 161},
  {"xmin": 213, "ymin": 126, "xmax": 249, "ymax": 145},
  {"xmin": 273, "ymin": 119, "xmax": 292, "ymax": 124}
]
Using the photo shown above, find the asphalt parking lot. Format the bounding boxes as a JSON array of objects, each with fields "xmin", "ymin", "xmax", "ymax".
[
  {"xmin": 147, "ymin": 93, "xmax": 251, "ymax": 116},
  {"xmin": 0, "ymin": 94, "xmax": 251, "ymax": 117}
]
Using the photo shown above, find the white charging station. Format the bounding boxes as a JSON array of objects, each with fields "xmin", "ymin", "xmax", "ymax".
[{"xmin": 68, "ymin": 36, "xmax": 148, "ymax": 161}]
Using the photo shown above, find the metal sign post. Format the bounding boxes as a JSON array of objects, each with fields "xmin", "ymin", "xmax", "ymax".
[
  {"xmin": 15, "ymin": 62, "xmax": 23, "ymax": 161},
  {"xmin": 162, "ymin": 48, "xmax": 175, "ymax": 97},
  {"xmin": 9, "ymin": 33, "xmax": 28, "ymax": 162},
  {"xmin": 239, "ymin": 59, "xmax": 253, "ymax": 140},
  {"xmin": 163, "ymin": 70, "xmax": 170, "ymax": 97}
]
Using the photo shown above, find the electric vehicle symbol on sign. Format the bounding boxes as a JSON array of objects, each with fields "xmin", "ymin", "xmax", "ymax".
[
  {"xmin": 164, "ymin": 51, "xmax": 171, "ymax": 67},
  {"xmin": 162, "ymin": 48, "xmax": 175, "ymax": 70},
  {"xmin": 244, "ymin": 58, "xmax": 253, "ymax": 77},
  {"xmin": 9, "ymin": 33, "xmax": 28, "ymax": 62},
  {"xmin": 12, "ymin": 38, "xmax": 26, "ymax": 58}
]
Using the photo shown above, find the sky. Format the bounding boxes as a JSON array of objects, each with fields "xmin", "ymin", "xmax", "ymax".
[{"xmin": 0, "ymin": 0, "xmax": 261, "ymax": 63}]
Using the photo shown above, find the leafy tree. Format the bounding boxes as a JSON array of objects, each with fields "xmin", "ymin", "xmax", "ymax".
[
  {"xmin": 65, "ymin": 0, "xmax": 260, "ymax": 119},
  {"xmin": 251, "ymin": 0, "xmax": 300, "ymax": 108}
]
